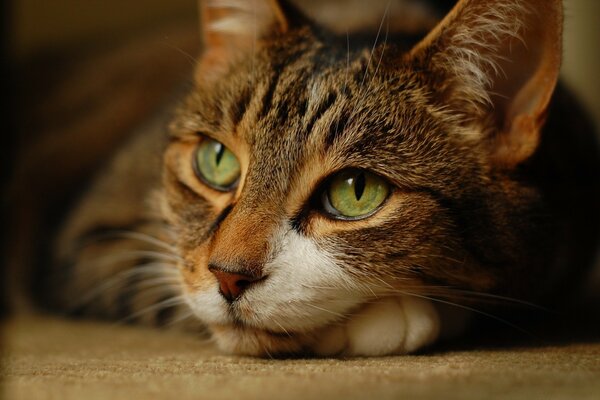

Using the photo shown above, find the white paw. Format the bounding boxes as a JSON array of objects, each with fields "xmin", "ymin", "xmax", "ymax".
[{"xmin": 312, "ymin": 296, "xmax": 441, "ymax": 357}]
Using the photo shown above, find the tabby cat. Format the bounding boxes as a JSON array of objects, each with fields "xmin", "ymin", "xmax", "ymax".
[{"xmin": 45, "ymin": 0, "xmax": 599, "ymax": 356}]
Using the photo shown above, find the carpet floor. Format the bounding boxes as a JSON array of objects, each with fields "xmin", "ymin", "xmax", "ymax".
[{"xmin": 2, "ymin": 313, "xmax": 600, "ymax": 400}]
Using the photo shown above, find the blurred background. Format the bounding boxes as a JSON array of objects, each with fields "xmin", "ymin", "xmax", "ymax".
[
  {"xmin": 6, "ymin": 0, "xmax": 600, "ymax": 121},
  {"xmin": 1, "ymin": 0, "xmax": 599, "ymax": 314}
]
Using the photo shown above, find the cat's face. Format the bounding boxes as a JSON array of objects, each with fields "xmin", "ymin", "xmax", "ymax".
[{"xmin": 160, "ymin": 0, "xmax": 562, "ymax": 356}]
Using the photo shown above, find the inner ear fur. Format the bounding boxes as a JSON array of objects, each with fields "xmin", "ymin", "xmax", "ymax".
[
  {"xmin": 195, "ymin": 0, "xmax": 292, "ymax": 82},
  {"xmin": 408, "ymin": 0, "xmax": 563, "ymax": 168}
]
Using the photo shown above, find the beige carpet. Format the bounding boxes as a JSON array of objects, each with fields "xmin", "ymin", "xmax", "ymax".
[{"xmin": 2, "ymin": 314, "xmax": 600, "ymax": 400}]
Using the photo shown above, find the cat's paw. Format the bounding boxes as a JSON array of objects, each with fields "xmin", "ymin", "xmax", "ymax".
[{"xmin": 313, "ymin": 296, "xmax": 440, "ymax": 357}]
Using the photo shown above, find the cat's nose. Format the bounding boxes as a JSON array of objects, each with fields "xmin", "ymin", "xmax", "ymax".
[{"xmin": 208, "ymin": 265, "xmax": 263, "ymax": 302}]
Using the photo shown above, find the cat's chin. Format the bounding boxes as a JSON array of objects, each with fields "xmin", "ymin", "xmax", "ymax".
[
  {"xmin": 208, "ymin": 296, "xmax": 444, "ymax": 357},
  {"xmin": 209, "ymin": 323, "xmax": 309, "ymax": 357}
]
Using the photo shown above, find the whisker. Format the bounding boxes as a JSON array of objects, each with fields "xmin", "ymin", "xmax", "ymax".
[
  {"xmin": 134, "ymin": 273, "xmax": 182, "ymax": 285},
  {"xmin": 252, "ymin": 0, "xmax": 257, "ymax": 84},
  {"xmin": 166, "ymin": 310, "xmax": 196, "ymax": 328},
  {"xmin": 305, "ymin": 303, "xmax": 350, "ymax": 321},
  {"xmin": 367, "ymin": 274, "xmax": 549, "ymax": 310},
  {"xmin": 109, "ymin": 230, "xmax": 178, "ymax": 253},
  {"xmin": 369, "ymin": 287, "xmax": 535, "ymax": 337},
  {"xmin": 359, "ymin": 0, "xmax": 392, "ymax": 89},
  {"xmin": 132, "ymin": 286, "xmax": 183, "ymax": 304},
  {"xmin": 328, "ymin": 30, "xmax": 352, "ymax": 148},
  {"xmin": 118, "ymin": 295, "xmax": 187, "ymax": 324},
  {"xmin": 436, "ymin": 288, "xmax": 549, "ymax": 311},
  {"xmin": 271, "ymin": 319, "xmax": 292, "ymax": 338},
  {"xmin": 82, "ymin": 250, "xmax": 183, "ymax": 268},
  {"xmin": 132, "ymin": 282, "xmax": 183, "ymax": 300},
  {"xmin": 346, "ymin": 30, "xmax": 350, "ymax": 72},
  {"xmin": 69, "ymin": 263, "xmax": 178, "ymax": 310},
  {"xmin": 158, "ymin": 40, "xmax": 198, "ymax": 67},
  {"xmin": 73, "ymin": 263, "xmax": 179, "ymax": 290},
  {"xmin": 364, "ymin": 4, "xmax": 390, "ymax": 94},
  {"xmin": 263, "ymin": 344, "xmax": 275, "ymax": 360},
  {"xmin": 370, "ymin": 275, "xmax": 395, "ymax": 290}
]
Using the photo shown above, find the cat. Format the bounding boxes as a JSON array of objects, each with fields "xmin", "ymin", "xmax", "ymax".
[{"xmin": 34, "ymin": 0, "xmax": 600, "ymax": 356}]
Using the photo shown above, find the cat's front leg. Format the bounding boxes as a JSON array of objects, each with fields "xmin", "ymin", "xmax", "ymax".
[{"xmin": 312, "ymin": 297, "xmax": 441, "ymax": 356}]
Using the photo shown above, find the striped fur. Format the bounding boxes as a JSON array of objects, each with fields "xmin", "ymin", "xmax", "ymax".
[{"xmin": 45, "ymin": 0, "xmax": 599, "ymax": 356}]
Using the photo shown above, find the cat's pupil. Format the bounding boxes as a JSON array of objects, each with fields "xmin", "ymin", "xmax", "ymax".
[
  {"xmin": 215, "ymin": 143, "xmax": 225, "ymax": 166},
  {"xmin": 354, "ymin": 172, "xmax": 366, "ymax": 201}
]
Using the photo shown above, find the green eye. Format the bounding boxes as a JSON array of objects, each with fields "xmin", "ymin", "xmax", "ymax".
[
  {"xmin": 193, "ymin": 138, "xmax": 241, "ymax": 191},
  {"xmin": 324, "ymin": 170, "xmax": 390, "ymax": 219}
]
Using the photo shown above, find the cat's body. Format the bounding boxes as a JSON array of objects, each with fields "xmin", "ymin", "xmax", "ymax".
[{"xmin": 20, "ymin": 0, "xmax": 600, "ymax": 356}]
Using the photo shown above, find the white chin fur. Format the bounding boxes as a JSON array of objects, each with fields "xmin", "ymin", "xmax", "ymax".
[
  {"xmin": 187, "ymin": 229, "xmax": 366, "ymax": 332},
  {"xmin": 208, "ymin": 295, "xmax": 448, "ymax": 357},
  {"xmin": 185, "ymin": 227, "xmax": 461, "ymax": 356}
]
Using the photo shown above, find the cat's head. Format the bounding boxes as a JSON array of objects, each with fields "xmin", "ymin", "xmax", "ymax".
[{"xmin": 161, "ymin": 0, "xmax": 563, "ymax": 355}]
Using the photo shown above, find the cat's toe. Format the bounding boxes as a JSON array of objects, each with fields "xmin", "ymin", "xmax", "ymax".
[
  {"xmin": 400, "ymin": 296, "xmax": 441, "ymax": 353},
  {"xmin": 329, "ymin": 296, "xmax": 440, "ymax": 356}
]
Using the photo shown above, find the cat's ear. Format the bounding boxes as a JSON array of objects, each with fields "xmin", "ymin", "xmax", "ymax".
[
  {"xmin": 196, "ymin": 0, "xmax": 293, "ymax": 82},
  {"xmin": 408, "ymin": 0, "xmax": 562, "ymax": 168}
]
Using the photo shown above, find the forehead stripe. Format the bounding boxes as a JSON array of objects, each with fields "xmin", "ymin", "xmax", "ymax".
[
  {"xmin": 230, "ymin": 86, "xmax": 252, "ymax": 129},
  {"xmin": 258, "ymin": 67, "xmax": 283, "ymax": 119},
  {"xmin": 258, "ymin": 50, "xmax": 307, "ymax": 119},
  {"xmin": 324, "ymin": 109, "xmax": 350, "ymax": 149},
  {"xmin": 304, "ymin": 90, "xmax": 338, "ymax": 139}
]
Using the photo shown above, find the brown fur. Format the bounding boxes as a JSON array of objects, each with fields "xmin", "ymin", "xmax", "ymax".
[{"xmin": 23, "ymin": 0, "xmax": 600, "ymax": 355}]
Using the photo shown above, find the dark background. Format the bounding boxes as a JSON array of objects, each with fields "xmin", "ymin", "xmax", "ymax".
[{"xmin": 6, "ymin": 0, "xmax": 600, "ymax": 121}]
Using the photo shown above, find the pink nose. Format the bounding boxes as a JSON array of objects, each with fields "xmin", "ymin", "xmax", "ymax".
[{"xmin": 209, "ymin": 267, "xmax": 262, "ymax": 302}]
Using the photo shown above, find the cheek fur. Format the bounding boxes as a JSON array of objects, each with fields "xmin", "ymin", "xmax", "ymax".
[
  {"xmin": 181, "ymin": 226, "xmax": 368, "ymax": 333},
  {"xmin": 239, "ymin": 228, "xmax": 365, "ymax": 331}
]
